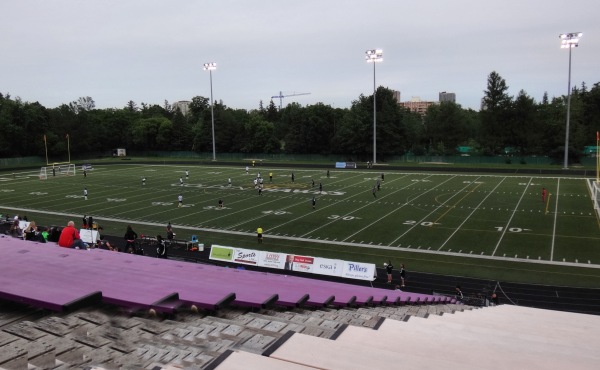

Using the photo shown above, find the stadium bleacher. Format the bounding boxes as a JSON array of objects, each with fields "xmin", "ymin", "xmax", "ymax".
[{"xmin": 1, "ymin": 227, "xmax": 600, "ymax": 368}]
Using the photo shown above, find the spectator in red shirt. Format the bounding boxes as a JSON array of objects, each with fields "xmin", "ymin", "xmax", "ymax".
[{"xmin": 58, "ymin": 221, "xmax": 88, "ymax": 249}]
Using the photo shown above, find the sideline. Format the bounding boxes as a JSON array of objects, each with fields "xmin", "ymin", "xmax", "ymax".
[{"xmin": 2, "ymin": 205, "xmax": 599, "ymax": 270}]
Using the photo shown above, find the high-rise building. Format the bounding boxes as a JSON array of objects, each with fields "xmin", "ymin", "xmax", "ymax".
[
  {"xmin": 173, "ymin": 101, "xmax": 191, "ymax": 116},
  {"xmin": 392, "ymin": 90, "xmax": 401, "ymax": 104},
  {"xmin": 439, "ymin": 91, "xmax": 456, "ymax": 103},
  {"xmin": 400, "ymin": 97, "xmax": 436, "ymax": 115}
]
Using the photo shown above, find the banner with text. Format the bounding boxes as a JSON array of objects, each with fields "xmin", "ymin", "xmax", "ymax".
[{"xmin": 209, "ymin": 245, "xmax": 375, "ymax": 281}]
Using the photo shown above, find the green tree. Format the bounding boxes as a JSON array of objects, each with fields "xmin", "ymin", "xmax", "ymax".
[
  {"xmin": 480, "ymin": 71, "xmax": 512, "ymax": 155},
  {"xmin": 425, "ymin": 102, "xmax": 469, "ymax": 155}
]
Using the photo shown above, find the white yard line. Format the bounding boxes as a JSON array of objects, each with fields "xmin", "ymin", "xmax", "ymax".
[
  {"xmin": 491, "ymin": 177, "xmax": 532, "ymax": 256},
  {"xmin": 550, "ymin": 178, "xmax": 561, "ymax": 261},
  {"xmin": 388, "ymin": 176, "xmax": 482, "ymax": 246},
  {"xmin": 438, "ymin": 176, "xmax": 507, "ymax": 251},
  {"xmin": 342, "ymin": 175, "xmax": 457, "ymax": 242},
  {"xmin": 297, "ymin": 173, "xmax": 419, "ymax": 238}
]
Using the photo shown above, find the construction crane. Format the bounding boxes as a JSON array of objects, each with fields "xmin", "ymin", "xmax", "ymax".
[{"xmin": 271, "ymin": 91, "xmax": 311, "ymax": 110}]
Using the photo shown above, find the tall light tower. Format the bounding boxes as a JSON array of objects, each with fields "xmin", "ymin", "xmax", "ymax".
[
  {"xmin": 559, "ymin": 32, "xmax": 582, "ymax": 169},
  {"xmin": 203, "ymin": 62, "xmax": 217, "ymax": 161},
  {"xmin": 366, "ymin": 49, "xmax": 383, "ymax": 164}
]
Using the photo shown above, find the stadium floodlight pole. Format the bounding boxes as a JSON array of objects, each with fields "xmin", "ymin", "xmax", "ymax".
[
  {"xmin": 559, "ymin": 32, "xmax": 582, "ymax": 169},
  {"xmin": 366, "ymin": 49, "xmax": 383, "ymax": 165},
  {"xmin": 203, "ymin": 62, "xmax": 217, "ymax": 161},
  {"xmin": 66, "ymin": 133, "xmax": 71, "ymax": 163}
]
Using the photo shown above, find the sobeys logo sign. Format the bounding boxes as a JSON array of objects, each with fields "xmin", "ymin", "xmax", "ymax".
[{"xmin": 210, "ymin": 245, "xmax": 233, "ymax": 261}]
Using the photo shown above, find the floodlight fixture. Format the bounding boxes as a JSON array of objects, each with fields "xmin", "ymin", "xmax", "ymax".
[
  {"xmin": 203, "ymin": 62, "xmax": 217, "ymax": 70},
  {"xmin": 559, "ymin": 32, "xmax": 583, "ymax": 48},
  {"xmin": 366, "ymin": 49, "xmax": 383, "ymax": 63}
]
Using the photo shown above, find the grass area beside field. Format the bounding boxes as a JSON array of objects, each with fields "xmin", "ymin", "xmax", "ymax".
[{"xmin": 1, "ymin": 162, "xmax": 599, "ymax": 288}]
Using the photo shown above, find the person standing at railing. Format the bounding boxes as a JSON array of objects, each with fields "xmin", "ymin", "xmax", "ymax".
[
  {"xmin": 455, "ymin": 286, "xmax": 464, "ymax": 302},
  {"xmin": 384, "ymin": 261, "xmax": 393, "ymax": 283},
  {"xmin": 124, "ymin": 225, "xmax": 138, "ymax": 253},
  {"xmin": 399, "ymin": 264, "xmax": 406, "ymax": 287}
]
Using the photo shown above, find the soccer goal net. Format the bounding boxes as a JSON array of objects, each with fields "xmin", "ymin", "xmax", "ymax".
[{"xmin": 40, "ymin": 163, "xmax": 76, "ymax": 180}]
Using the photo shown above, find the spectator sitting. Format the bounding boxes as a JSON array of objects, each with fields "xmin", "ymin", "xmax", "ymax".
[
  {"xmin": 97, "ymin": 236, "xmax": 115, "ymax": 251},
  {"xmin": 23, "ymin": 221, "xmax": 41, "ymax": 241},
  {"xmin": 9, "ymin": 219, "xmax": 23, "ymax": 238},
  {"xmin": 48, "ymin": 226, "xmax": 62, "ymax": 243},
  {"xmin": 58, "ymin": 221, "xmax": 89, "ymax": 249},
  {"xmin": 156, "ymin": 235, "xmax": 167, "ymax": 258},
  {"xmin": 40, "ymin": 227, "xmax": 49, "ymax": 243}
]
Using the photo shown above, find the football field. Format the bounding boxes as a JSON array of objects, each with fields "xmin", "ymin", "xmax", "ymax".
[{"xmin": 1, "ymin": 163, "xmax": 599, "ymax": 285}]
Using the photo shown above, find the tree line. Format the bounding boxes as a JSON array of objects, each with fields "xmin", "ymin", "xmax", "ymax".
[{"xmin": 0, "ymin": 71, "xmax": 598, "ymax": 163}]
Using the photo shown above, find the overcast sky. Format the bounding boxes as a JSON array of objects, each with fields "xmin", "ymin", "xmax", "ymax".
[{"xmin": 1, "ymin": 0, "xmax": 598, "ymax": 112}]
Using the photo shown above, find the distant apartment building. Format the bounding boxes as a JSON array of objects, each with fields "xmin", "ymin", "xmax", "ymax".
[
  {"xmin": 392, "ymin": 90, "xmax": 401, "ymax": 104},
  {"xmin": 439, "ymin": 91, "xmax": 456, "ymax": 103},
  {"xmin": 173, "ymin": 100, "xmax": 191, "ymax": 116},
  {"xmin": 400, "ymin": 97, "xmax": 436, "ymax": 115}
]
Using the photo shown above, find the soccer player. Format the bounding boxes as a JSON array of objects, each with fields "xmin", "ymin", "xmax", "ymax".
[
  {"xmin": 311, "ymin": 179, "xmax": 315, "ymax": 188},
  {"xmin": 381, "ymin": 173, "xmax": 385, "ymax": 181},
  {"xmin": 180, "ymin": 177, "xmax": 184, "ymax": 186},
  {"xmin": 228, "ymin": 177, "xmax": 232, "ymax": 187},
  {"xmin": 542, "ymin": 187, "xmax": 547, "ymax": 203},
  {"xmin": 246, "ymin": 166, "xmax": 249, "ymax": 174},
  {"xmin": 83, "ymin": 168, "xmax": 87, "ymax": 178},
  {"xmin": 291, "ymin": 172, "xmax": 295, "ymax": 183},
  {"xmin": 178, "ymin": 194, "xmax": 183, "ymax": 207},
  {"xmin": 185, "ymin": 170, "xmax": 189, "ymax": 180},
  {"xmin": 83, "ymin": 187, "xmax": 88, "ymax": 200},
  {"xmin": 319, "ymin": 182, "xmax": 323, "ymax": 194},
  {"xmin": 218, "ymin": 199, "xmax": 224, "ymax": 208},
  {"xmin": 269, "ymin": 172, "xmax": 273, "ymax": 182},
  {"xmin": 312, "ymin": 197, "xmax": 316, "ymax": 210},
  {"xmin": 327, "ymin": 170, "xmax": 330, "ymax": 178},
  {"xmin": 142, "ymin": 177, "xmax": 146, "ymax": 186},
  {"xmin": 377, "ymin": 179, "xmax": 381, "ymax": 191},
  {"xmin": 372, "ymin": 185, "xmax": 377, "ymax": 198},
  {"xmin": 258, "ymin": 185, "xmax": 263, "ymax": 196}
]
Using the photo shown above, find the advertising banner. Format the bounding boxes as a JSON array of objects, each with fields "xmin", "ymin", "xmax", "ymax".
[
  {"xmin": 258, "ymin": 251, "xmax": 287, "ymax": 269},
  {"xmin": 209, "ymin": 245, "xmax": 234, "ymax": 262},
  {"xmin": 208, "ymin": 245, "xmax": 376, "ymax": 281},
  {"xmin": 341, "ymin": 261, "xmax": 377, "ymax": 281},
  {"xmin": 312, "ymin": 257, "xmax": 344, "ymax": 277},
  {"xmin": 289, "ymin": 255, "xmax": 314, "ymax": 273},
  {"xmin": 232, "ymin": 247, "xmax": 259, "ymax": 265}
]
